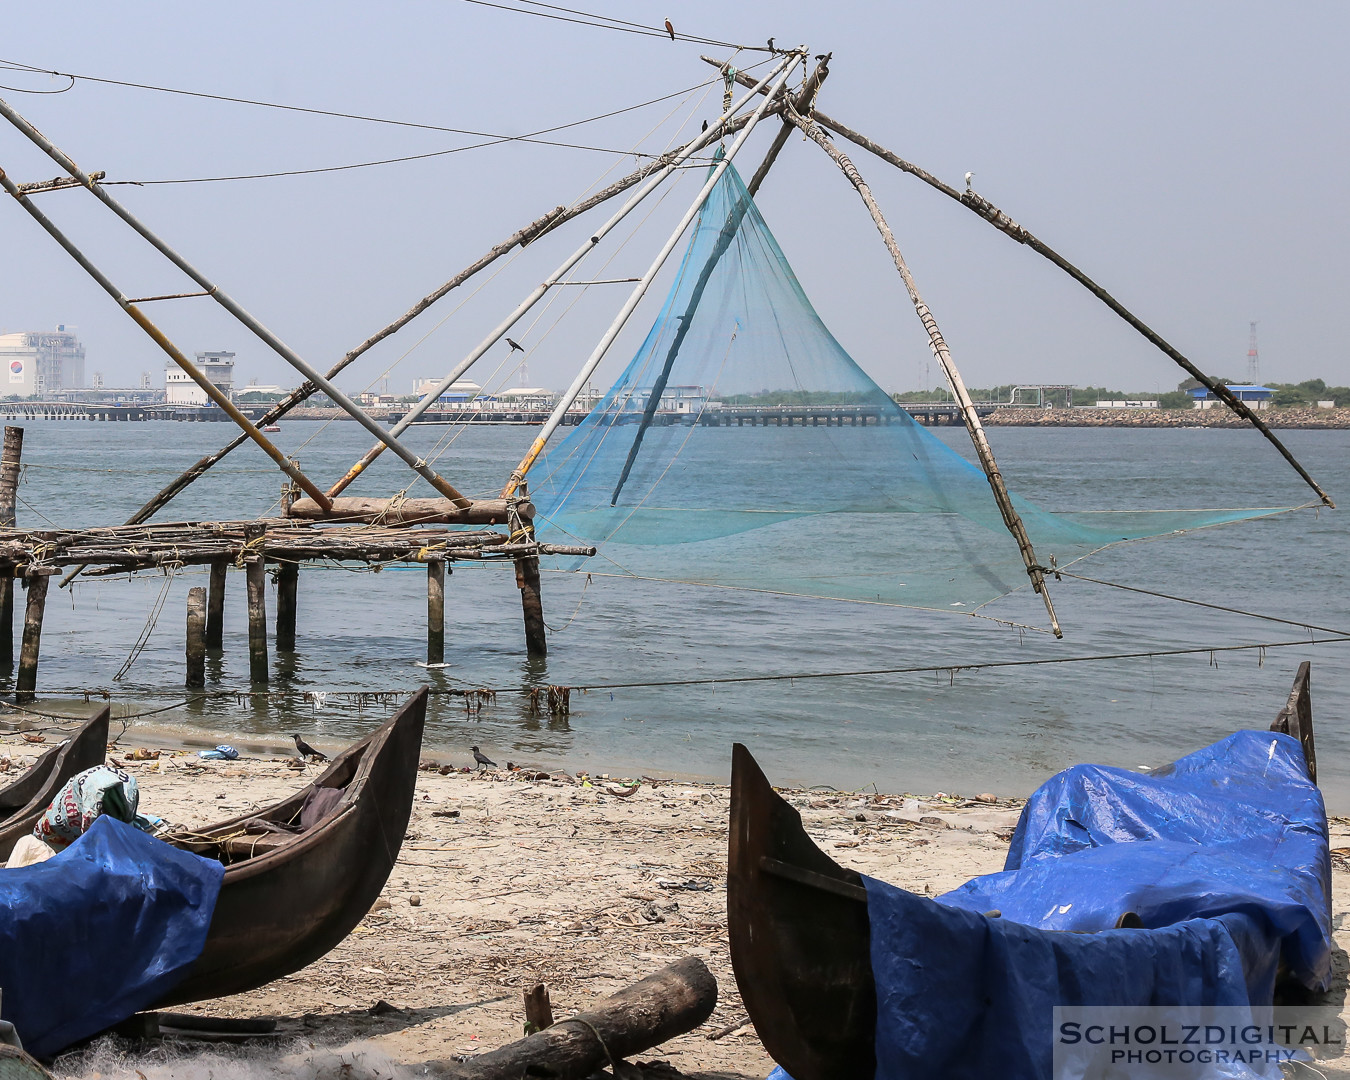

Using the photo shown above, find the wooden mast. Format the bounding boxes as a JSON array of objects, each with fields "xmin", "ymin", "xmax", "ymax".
[
  {"xmin": 785, "ymin": 103, "xmax": 1063, "ymax": 636},
  {"xmin": 707, "ymin": 57, "xmax": 1334, "ymax": 510}
]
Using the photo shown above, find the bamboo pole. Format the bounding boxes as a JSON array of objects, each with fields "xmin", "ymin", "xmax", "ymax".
[
  {"xmin": 504, "ymin": 52, "xmax": 805, "ymax": 497},
  {"xmin": 427, "ymin": 559, "xmax": 446, "ymax": 666},
  {"xmin": 0, "ymin": 96, "xmax": 472, "ymax": 509},
  {"xmin": 15, "ymin": 572, "xmax": 48, "ymax": 703},
  {"xmin": 327, "ymin": 52, "xmax": 803, "ymax": 499},
  {"xmin": 206, "ymin": 559, "xmax": 227, "ymax": 649},
  {"xmin": 703, "ymin": 58, "xmax": 1333, "ymax": 509},
  {"xmin": 785, "ymin": 104, "xmax": 1062, "ymax": 637},
  {"xmin": 0, "ymin": 166, "xmax": 330, "ymax": 509},
  {"xmin": 186, "ymin": 586, "xmax": 207, "ymax": 688},
  {"xmin": 0, "ymin": 426, "xmax": 22, "ymax": 671},
  {"xmin": 79, "ymin": 103, "xmax": 789, "ymax": 545}
]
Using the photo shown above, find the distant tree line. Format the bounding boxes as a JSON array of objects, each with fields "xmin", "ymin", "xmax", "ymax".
[{"xmin": 891, "ymin": 378, "xmax": 1349, "ymax": 409}]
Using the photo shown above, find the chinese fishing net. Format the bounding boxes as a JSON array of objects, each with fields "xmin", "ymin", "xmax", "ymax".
[{"xmin": 527, "ymin": 162, "xmax": 1298, "ymax": 627}]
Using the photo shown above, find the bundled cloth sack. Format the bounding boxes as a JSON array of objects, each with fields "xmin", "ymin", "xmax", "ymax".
[{"xmin": 33, "ymin": 765, "xmax": 151, "ymax": 852}]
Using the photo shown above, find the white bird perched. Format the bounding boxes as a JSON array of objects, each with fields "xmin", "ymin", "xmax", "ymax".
[{"xmin": 964, "ymin": 171, "xmax": 975, "ymax": 192}]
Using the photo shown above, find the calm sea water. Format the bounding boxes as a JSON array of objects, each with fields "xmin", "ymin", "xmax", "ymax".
[{"xmin": 9, "ymin": 420, "xmax": 1349, "ymax": 807}]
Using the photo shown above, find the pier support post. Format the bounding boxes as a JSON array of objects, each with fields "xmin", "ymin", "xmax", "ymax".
[
  {"xmin": 0, "ymin": 426, "xmax": 23, "ymax": 672},
  {"xmin": 245, "ymin": 555, "xmax": 268, "ymax": 683},
  {"xmin": 276, "ymin": 561, "xmax": 298, "ymax": 652},
  {"xmin": 186, "ymin": 586, "xmax": 206, "ymax": 687},
  {"xmin": 206, "ymin": 559, "xmax": 226, "ymax": 649},
  {"xmin": 515, "ymin": 556, "xmax": 547, "ymax": 657},
  {"xmin": 427, "ymin": 559, "xmax": 446, "ymax": 665},
  {"xmin": 16, "ymin": 572, "xmax": 49, "ymax": 704}
]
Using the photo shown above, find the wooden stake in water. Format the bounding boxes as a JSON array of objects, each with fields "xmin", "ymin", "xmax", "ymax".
[
  {"xmin": 0, "ymin": 425, "xmax": 22, "ymax": 671},
  {"xmin": 515, "ymin": 556, "xmax": 547, "ymax": 658},
  {"xmin": 16, "ymin": 572, "xmax": 48, "ymax": 704},
  {"xmin": 186, "ymin": 586, "xmax": 207, "ymax": 688},
  {"xmin": 206, "ymin": 559, "xmax": 227, "ymax": 650},
  {"xmin": 427, "ymin": 559, "xmax": 446, "ymax": 666},
  {"xmin": 245, "ymin": 538, "xmax": 268, "ymax": 683},
  {"xmin": 276, "ymin": 562, "xmax": 298, "ymax": 653}
]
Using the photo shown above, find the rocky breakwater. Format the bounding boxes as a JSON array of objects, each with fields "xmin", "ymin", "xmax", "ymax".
[{"xmin": 982, "ymin": 406, "xmax": 1350, "ymax": 429}]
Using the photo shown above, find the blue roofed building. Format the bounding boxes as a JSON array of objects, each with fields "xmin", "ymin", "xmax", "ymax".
[{"xmin": 1189, "ymin": 384, "xmax": 1273, "ymax": 410}]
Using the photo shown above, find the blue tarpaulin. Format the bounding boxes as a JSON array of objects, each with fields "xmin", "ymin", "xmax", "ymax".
[
  {"xmin": 769, "ymin": 729, "xmax": 1331, "ymax": 1080},
  {"xmin": 0, "ymin": 815, "xmax": 223, "ymax": 1059}
]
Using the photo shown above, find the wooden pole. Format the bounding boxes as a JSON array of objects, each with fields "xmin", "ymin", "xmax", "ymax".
[
  {"xmin": 704, "ymin": 58, "xmax": 1334, "ymax": 509},
  {"xmin": 0, "ymin": 425, "xmax": 22, "ymax": 671},
  {"xmin": 427, "ymin": 559, "xmax": 446, "ymax": 666},
  {"xmin": 245, "ymin": 554, "xmax": 268, "ymax": 684},
  {"xmin": 74, "ymin": 103, "xmax": 789, "ymax": 544},
  {"xmin": 206, "ymin": 559, "xmax": 227, "ymax": 649},
  {"xmin": 503, "ymin": 53, "xmax": 804, "ymax": 497},
  {"xmin": 785, "ymin": 104, "xmax": 1063, "ymax": 637},
  {"xmin": 327, "ymin": 53, "xmax": 803, "ymax": 500},
  {"xmin": 515, "ymin": 556, "xmax": 547, "ymax": 657},
  {"xmin": 746, "ymin": 56, "xmax": 830, "ymax": 197},
  {"xmin": 276, "ymin": 561, "xmax": 298, "ymax": 653},
  {"xmin": 185, "ymin": 585, "xmax": 206, "ymax": 688},
  {"xmin": 15, "ymin": 572, "xmax": 48, "ymax": 703}
]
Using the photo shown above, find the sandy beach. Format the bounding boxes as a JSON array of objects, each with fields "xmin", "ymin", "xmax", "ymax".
[{"xmin": 1, "ymin": 725, "xmax": 1345, "ymax": 1079}]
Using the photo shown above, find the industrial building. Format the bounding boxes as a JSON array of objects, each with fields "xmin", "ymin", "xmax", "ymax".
[
  {"xmin": 166, "ymin": 351, "xmax": 235, "ymax": 405},
  {"xmin": 0, "ymin": 326, "xmax": 86, "ymax": 396}
]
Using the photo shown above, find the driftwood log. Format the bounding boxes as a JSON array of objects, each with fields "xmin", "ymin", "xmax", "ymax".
[{"xmin": 424, "ymin": 957, "xmax": 717, "ymax": 1080}]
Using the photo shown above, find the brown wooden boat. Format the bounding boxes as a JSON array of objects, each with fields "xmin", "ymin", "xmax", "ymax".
[
  {"xmin": 727, "ymin": 663, "xmax": 1317, "ymax": 1080},
  {"xmin": 0, "ymin": 707, "xmax": 109, "ymax": 862},
  {"xmin": 151, "ymin": 688, "xmax": 426, "ymax": 1007}
]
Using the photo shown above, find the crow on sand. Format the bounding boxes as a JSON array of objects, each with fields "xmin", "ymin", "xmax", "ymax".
[
  {"xmin": 471, "ymin": 745, "xmax": 498, "ymax": 771},
  {"xmin": 292, "ymin": 734, "xmax": 328, "ymax": 762}
]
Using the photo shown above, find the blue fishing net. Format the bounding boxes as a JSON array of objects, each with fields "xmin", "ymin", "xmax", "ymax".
[{"xmin": 528, "ymin": 163, "xmax": 1294, "ymax": 624}]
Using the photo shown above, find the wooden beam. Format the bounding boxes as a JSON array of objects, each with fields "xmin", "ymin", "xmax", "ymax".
[
  {"xmin": 785, "ymin": 103, "xmax": 1062, "ymax": 637},
  {"xmin": 286, "ymin": 497, "xmax": 524, "ymax": 526},
  {"xmin": 746, "ymin": 56, "xmax": 830, "ymax": 197}
]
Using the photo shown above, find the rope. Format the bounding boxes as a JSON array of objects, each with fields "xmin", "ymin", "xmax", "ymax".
[
  {"xmin": 112, "ymin": 564, "xmax": 180, "ymax": 681},
  {"xmin": 14, "ymin": 632, "xmax": 1348, "ymax": 705},
  {"xmin": 552, "ymin": 1016, "xmax": 618, "ymax": 1072},
  {"xmin": 1058, "ymin": 572, "xmax": 1350, "ymax": 637}
]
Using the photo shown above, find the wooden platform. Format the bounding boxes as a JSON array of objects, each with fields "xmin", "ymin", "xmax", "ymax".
[{"xmin": 0, "ymin": 518, "xmax": 592, "ymax": 576}]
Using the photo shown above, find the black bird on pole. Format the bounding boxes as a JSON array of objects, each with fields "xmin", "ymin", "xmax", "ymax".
[
  {"xmin": 291, "ymin": 733, "xmax": 328, "ymax": 762},
  {"xmin": 506, "ymin": 338, "xmax": 524, "ymax": 353},
  {"xmin": 470, "ymin": 745, "xmax": 497, "ymax": 771}
]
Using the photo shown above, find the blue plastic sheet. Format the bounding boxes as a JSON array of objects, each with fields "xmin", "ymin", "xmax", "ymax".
[
  {"xmin": 766, "ymin": 730, "xmax": 1330, "ymax": 1080},
  {"xmin": 0, "ymin": 816, "xmax": 223, "ymax": 1058},
  {"xmin": 941, "ymin": 729, "xmax": 1331, "ymax": 989}
]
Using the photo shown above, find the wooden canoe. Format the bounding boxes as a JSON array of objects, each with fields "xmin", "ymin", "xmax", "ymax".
[
  {"xmin": 0, "ymin": 707, "xmax": 109, "ymax": 862},
  {"xmin": 728, "ymin": 665, "xmax": 1319, "ymax": 1080},
  {"xmin": 151, "ymin": 688, "xmax": 426, "ymax": 1006}
]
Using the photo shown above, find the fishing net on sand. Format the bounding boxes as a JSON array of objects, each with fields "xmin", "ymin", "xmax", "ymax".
[{"xmin": 527, "ymin": 163, "xmax": 1297, "ymax": 626}]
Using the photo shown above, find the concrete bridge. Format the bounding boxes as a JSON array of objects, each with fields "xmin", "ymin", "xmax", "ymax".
[{"xmin": 0, "ymin": 401, "xmax": 238, "ymax": 421}]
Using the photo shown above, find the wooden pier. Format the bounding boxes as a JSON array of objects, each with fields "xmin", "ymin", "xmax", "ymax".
[{"xmin": 0, "ymin": 508, "xmax": 592, "ymax": 698}]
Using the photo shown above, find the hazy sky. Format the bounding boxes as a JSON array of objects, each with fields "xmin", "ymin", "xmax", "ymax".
[{"xmin": 1, "ymin": 1, "xmax": 1346, "ymax": 397}]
